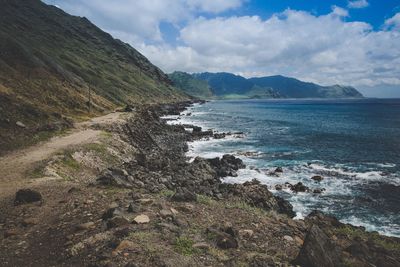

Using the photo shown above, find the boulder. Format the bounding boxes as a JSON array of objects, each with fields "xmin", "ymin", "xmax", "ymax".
[
  {"xmin": 14, "ymin": 189, "xmax": 42, "ymax": 205},
  {"xmin": 290, "ymin": 182, "xmax": 309, "ymax": 193},
  {"xmin": 293, "ymin": 224, "xmax": 344, "ymax": 267},
  {"xmin": 171, "ymin": 188, "xmax": 197, "ymax": 202},
  {"xmin": 311, "ymin": 175, "xmax": 324, "ymax": 182},
  {"xmin": 275, "ymin": 196, "xmax": 296, "ymax": 218},
  {"xmin": 96, "ymin": 168, "xmax": 134, "ymax": 188},
  {"xmin": 207, "ymin": 226, "xmax": 238, "ymax": 249},
  {"xmin": 221, "ymin": 179, "xmax": 295, "ymax": 217},
  {"xmin": 274, "ymin": 167, "xmax": 283, "ymax": 173},
  {"xmin": 133, "ymin": 214, "xmax": 150, "ymax": 224}
]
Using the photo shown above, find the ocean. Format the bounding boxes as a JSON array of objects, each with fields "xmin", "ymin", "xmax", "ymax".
[{"xmin": 169, "ymin": 98, "xmax": 400, "ymax": 237}]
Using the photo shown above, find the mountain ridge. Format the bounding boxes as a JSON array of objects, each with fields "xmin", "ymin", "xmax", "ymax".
[{"xmin": 169, "ymin": 71, "xmax": 363, "ymax": 99}]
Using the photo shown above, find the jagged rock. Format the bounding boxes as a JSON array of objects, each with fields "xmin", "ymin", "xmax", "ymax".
[
  {"xmin": 159, "ymin": 209, "xmax": 173, "ymax": 218},
  {"xmin": 14, "ymin": 189, "xmax": 42, "ymax": 205},
  {"xmin": 221, "ymin": 179, "xmax": 295, "ymax": 217},
  {"xmin": 207, "ymin": 226, "xmax": 238, "ymax": 249},
  {"xmin": 313, "ymin": 188, "xmax": 323, "ymax": 194},
  {"xmin": 127, "ymin": 203, "xmax": 140, "ymax": 213},
  {"xmin": 290, "ymin": 182, "xmax": 309, "ymax": 193},
  {"xmin": 96, "ymin": 168, "xmax": 134, "ymax": 188},
  {"xmin": 274, "ymin": 167, "xmax": 283, "ymax": 173},
  {"xmin": 275, "ymin": 184, "xmax": 283, "ymax": 190},
  {"xmin": 275, "ymin": 196, "xmax": 296, "ymax": 218},
  {"xmin": 311, "ymin": 175, "xmax": 324, "ymax": 182},
  {"xmin": 293, "ymin": 224, "xmax": 344, "ymax": 267},
  {"xmin": 171, "ymin": 188, "xmax": 197, "ymax": 202},
  {"xmin": 206, "ymin": 154, "xmax": 246, "ymax": 177},
  {"xmin": 213, "ymin": 133, "xmax": 226, "ymax": 139}
]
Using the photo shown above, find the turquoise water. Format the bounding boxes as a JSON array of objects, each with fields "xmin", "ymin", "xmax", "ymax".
[{"xmin": 173, "ymin": 99, "xmax": 400, "ymax": 237}]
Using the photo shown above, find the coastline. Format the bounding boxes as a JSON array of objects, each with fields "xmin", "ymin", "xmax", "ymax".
[{"xmin": 1, "ymin": 100, "xmax": 399, "ymax": 266}]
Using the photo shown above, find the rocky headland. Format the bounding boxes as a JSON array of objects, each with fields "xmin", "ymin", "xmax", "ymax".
[{"xmin": 1, "ymin": 101, "xmax": 399, "ymax": 267}]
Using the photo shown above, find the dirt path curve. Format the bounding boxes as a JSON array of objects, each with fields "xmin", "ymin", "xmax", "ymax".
[{"xmin": 0, "ymin": 112, "xmax": 124, "ymax": 197}]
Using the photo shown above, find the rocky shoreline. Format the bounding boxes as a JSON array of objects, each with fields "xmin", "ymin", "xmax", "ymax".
[{"xmin": 1, "ymin": 101, "xmax": 399, "ymax": 266}]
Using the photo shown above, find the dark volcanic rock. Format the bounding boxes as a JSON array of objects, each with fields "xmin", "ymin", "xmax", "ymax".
[
  {"xmin": 294, "ymin": 224, "xmax": 344, "ymax": 267},
  {"xmin": 207, "ymin": 226, "xmax": 239, "ymax": 249},
  {"xmin": 290, "ymin": 182, "xmax": 309, "ymax": 193},
  {"xmin": 311, "ymin": 175, "xmax": 324, "ymax": 182},
  {"xmin": 96, "ymin": 168, "xmax": 133, "ymax": 188},
  {"xmin": 14, "ymin": 189, "xmax": 42, "ymax": 205},
  {"xmin": 221, "ymin": 179, "xmax": 295, "ymax": 218},
  {"xmin": 275, "ymin": 196, "xmax": 296, "ymax": 218},
  {"xmin": 171, "ymin": 188, "xmax": 197, "ymax": 202},
  {"xmin": 207, "ymin": 154, "xmax": 246, "ymax": 177}
]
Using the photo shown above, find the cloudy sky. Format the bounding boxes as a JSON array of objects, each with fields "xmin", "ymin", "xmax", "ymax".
[{"xmin": 44, "ymin": 0, "xmax": 400, "ymax": 97}]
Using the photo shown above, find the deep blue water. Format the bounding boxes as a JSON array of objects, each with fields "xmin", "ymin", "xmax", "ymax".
[{"xmin": 172, "ymin": 99, "xmax": 400, "ymax": 237}]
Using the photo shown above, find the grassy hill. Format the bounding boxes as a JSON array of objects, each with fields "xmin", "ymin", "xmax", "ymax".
[
  {"xmin": 0, "ymin": 0, "xmax": 188, "ymax": 154},
  {"xmin": 169, "ymin": 71, "xmax": 213, "ymax": 99}
]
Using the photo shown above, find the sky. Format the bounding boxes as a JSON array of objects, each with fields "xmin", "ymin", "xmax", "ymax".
[{"xmin": 44, "ymin": 0, "xmax": 400, "ymax": 97}]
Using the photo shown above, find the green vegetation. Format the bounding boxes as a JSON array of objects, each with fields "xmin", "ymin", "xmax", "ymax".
[
  {"xmin": 61, "ymin": 153, "xmax": 81, "ymax": 171},
  {"xmin": 169, "ymin": 71, "xmax": 213, "ymax": 99},
  {"xmin": 225, "ymin": 200, "xmax": 268, "ymax": 216},
  {"xmin": 174, "ymin": 236, "xmax": 197, "ymax": 256},
  {"xmin": 158, "ymin": 189, "xmax": 175, "ymax": 198},
  {"xmin": 335, "ymin": 226, "xmax": 400, "ymax": 251},
  {"xmin": 0, "ymin": 0, "xmax": 187, "ymax": 154},
  {"xmin": 197, "ymin": 194, "xmax": 216, "ymax": 205}
]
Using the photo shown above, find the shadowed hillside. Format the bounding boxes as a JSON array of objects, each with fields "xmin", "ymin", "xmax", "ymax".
[{"xmin": 0, "ymin": 0, "xmax": 188, "ymax": 154}]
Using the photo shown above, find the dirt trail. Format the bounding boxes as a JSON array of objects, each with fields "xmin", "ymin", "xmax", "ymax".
[{"xmin": 0, "ymin": 112, "xmax": 124, "ymax": 197}]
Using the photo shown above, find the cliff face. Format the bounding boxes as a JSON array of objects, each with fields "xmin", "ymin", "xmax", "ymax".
[{"xmin": 0, "ymin": 0, "xmax": 188, "ymax": 153}]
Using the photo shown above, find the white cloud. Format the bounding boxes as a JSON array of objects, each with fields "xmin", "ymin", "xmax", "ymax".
[
  {"xmin": 46, "ymin": 0, "xmax": 400, "ymax": 93},
  {"xmin": 187, "ymin": 0, "xmax": 244, "ymax": 13},
  {"xmin": 348, "ymin": 0, "xmax": 369, "ymax": 9},
  {"xmin": 385, "ymin": 13, "xmax": 400, "ymax": 31},
  {"xmin": 48, "ymin": 0, "xmax": 245, "ymax": 42},
  {"xmin": 331, "ymin": 6, "xmax": 349, "ymax": 17},
  {"xmin": 140, "ymin": 9, "xmax": 400, "ymax": 88}
]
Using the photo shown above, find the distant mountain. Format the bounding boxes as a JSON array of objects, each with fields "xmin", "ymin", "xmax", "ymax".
[
  {"xmin": 249, "ymin": 75, "xmax": 363, "ymax": 98},
  {"xmin": 0, "ymin": 0, "xmax": 188, "ymax": 153},
  {"xmin": 169, "ymin": 72, "xmax": 363, "ymax": 100},
  {"xmin": 169, "ymin": 71, "xmax": 213, "ymax": 98}
]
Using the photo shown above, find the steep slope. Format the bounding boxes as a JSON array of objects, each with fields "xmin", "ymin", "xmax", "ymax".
[
  {"xmin": 193, "ymin": 72, "xmax": 254, "ymax": 95},
  {"xmin": 0, "ymin": 0, "xmax": 188, "ymax": 154},
  {"xmin": 169, "ymin": 71, "xmax": 213, "ymax": 99},
  {"xmin": 249, "ymin": 75, "xmax": 363, "ymax": 98}
]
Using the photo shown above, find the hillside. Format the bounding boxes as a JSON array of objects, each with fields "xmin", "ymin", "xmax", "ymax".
[
  {"xmin": 0, "ymin": 0, "xmax": 188, "ymax": 154},
  {"xmin": 249, "ymin": 75, "xmax": 363, "ymax": 98},
  {"xmin": 170, "ymin": 72, "xmax": 363, "ymax": 100},
  {"xmin": 169, "ymin": 71, "xmax": 213, "ymax": 99}
]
